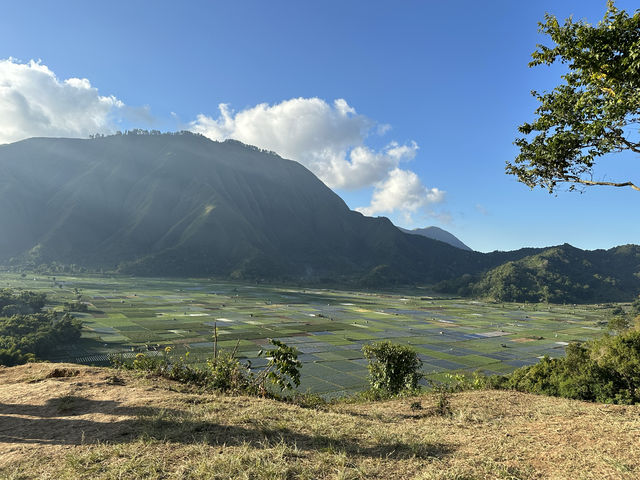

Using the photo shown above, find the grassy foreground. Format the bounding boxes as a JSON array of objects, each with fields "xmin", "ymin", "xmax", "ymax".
[{"xmin": 1, "ymin": 363, "xmax": 639, "ymax": 480}]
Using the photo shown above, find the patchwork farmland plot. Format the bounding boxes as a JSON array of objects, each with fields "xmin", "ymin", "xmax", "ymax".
[{"xmin": 0, "ymin": 273, "xmax": 612, "ymax": 395}]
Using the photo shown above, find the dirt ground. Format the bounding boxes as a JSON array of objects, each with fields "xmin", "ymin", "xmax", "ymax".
[{"xmin": 1, "ymin": 363, "xmax": 639, "ymax": 479}]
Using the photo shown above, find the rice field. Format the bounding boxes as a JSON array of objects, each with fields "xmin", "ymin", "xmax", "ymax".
[{"xmin": 1, "ymin": 272, "xmax": 614, "ymax": 395}]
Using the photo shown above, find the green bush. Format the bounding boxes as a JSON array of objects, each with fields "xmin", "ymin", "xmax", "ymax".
[
  {"xmin": 256, "ymin": 338, "xmax": 302, "ymax": 393},
  {"xmin": 114, "ymin": 338, "xmax": 302, "ymax": 398},
  {"xmin": 362, "ymin": 341, "xmax": 422, "ymax": 395},
  {"xmin": 504, "ymin": 329, "xmax": 640, "ymax": 404},
  {"xmin": 206, "ymin": 351, "xmax": 250, "ymax": 392}
]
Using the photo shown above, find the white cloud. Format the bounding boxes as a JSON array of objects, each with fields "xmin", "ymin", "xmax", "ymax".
[
  {"xmin": 190, "ymin": 97, "xmax": 420, "ymax": 190},
  {"xmin": 0, "ymin": 61, "xmax": 448, "ymax": 222},
  {"xmin": 0, "ymin": 58, "xmax": 124, "ymax": 144},
  {"xmin": 356, "ymin": 168, "xmax": 445, "ymax": 223}
]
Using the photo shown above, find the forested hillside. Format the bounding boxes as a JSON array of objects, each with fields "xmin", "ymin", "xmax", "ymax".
[{"xmin": 436, "ymin": 244, "xmax": 640, "ymax": 303}]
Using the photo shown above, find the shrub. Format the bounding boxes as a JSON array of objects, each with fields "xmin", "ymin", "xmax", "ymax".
[
  {"xmin": 113, "ymin": 338, "xmax": 302, "ymax": 398},
  {"xmin": 256, "ymin": 339, "xmax": 302, "ymax": 393},
  {"xmin": 131, "ymin": 352, "xmax": 168, "ymax": 374},
  {"xmin": 504, "ymin": 330, "xmax": 640, "ymax": 404},
  {"xmin": 206, "ymin": 351, "xmax": 250, "ymax": 392},
  {"xmin": 362, "ymin": 341, "xmax": 422, "ymax": 395}
]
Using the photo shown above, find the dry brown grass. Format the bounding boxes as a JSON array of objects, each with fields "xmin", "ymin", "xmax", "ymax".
[{"xmin": 0, "ymin": 363, "xmax": 638, "ymax": 479}]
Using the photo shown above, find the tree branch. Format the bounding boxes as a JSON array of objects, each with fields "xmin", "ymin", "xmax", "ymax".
[
  {"xmin": 616, "ymin": 136, "xmax": 640, "ymax": 154},
  {"xmin": 565, "ymin": 175, "xmax": 640, "ymax": 191}
]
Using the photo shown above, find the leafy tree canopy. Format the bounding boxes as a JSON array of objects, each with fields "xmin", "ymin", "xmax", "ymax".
[{"xmin": 507, "ymin": 1, "xmax": 640, "ymax": 193}]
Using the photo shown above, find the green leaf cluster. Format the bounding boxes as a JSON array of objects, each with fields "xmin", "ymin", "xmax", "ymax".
[
  {"xmin": 257, "ymin": 339, "xmax": 302, "ymax": 392},
  {"xmin": 508, "ymin": 1, "xmax": 640, "ymax": 192},
  {"xmin": 362, "ymin": 341, "xmax": 423, "ymax": 395}
]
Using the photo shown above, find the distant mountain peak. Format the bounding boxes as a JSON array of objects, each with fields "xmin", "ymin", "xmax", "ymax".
[{"xmin": 398, "ymin": 226, "xmax": 472, "ymax": 251}]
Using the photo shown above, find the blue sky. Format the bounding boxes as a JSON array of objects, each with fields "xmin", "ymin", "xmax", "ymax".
[{"xmin": 1, "ymin": 0, "xmax": 638, "ymax": 252}]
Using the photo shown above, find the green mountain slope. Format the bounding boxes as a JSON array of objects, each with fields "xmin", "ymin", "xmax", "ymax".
[
  {"xmin": 437, "ymin": 244, "xmax": 640, "ymax": 303},
  {"xmin": 0, "ymin": 133, "xmax": 482, "ymax": 283}
]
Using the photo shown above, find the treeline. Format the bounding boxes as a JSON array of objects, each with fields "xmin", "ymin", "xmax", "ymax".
[
  {"xmin": 0, "ymin": 289, "xmax": 82, "ymax": 366},
  {"xmin": 89, "ymin": 130, "xmax": 202, "ymax": 138},
  {"xmin": 0, "ymin": 288, "xmax": 46, "ymax": 315},
  {"xmin": 6, "ymin": 262, "xmax": 89, "ymax": 274}
]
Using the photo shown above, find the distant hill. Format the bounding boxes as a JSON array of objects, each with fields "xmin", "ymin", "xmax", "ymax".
[
  {"xmin": 399, "ymin": 226, "xmax": 472, "ymax": 251},
  {"xmin": 436, "ymin": 243, "xmax": 640, "ymax": 303}
]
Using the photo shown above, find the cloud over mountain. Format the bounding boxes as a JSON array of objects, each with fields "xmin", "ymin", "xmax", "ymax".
[
  {"xmin": 190, "ymin": 97, "xmax": 444, "ymax": 220},
  {"xmin": 0, "ymin": 58, "xmax": 124, "ymax": 144},
  {"xmin": 356, "ymin": 168, "xmax": 445, "ymax": 221},
  {"xmin": 0, "ymin": 59, "xmax": 445, "ymax": 223}
]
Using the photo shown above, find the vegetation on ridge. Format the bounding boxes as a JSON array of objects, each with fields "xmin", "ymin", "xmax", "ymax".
[{"xmin": 436, "ymin": 243, "xmax": 640, "ymax": 303}]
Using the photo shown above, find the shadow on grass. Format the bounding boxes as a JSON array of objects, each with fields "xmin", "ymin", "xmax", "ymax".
[{"xmin": 0, "ymin": 397, "xmax": 453, "ymax": 460}]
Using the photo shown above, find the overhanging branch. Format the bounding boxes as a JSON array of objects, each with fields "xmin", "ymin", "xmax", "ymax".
[{"xmin": 566, "ymin": 175, "xmax": 640, "ymax": 191}]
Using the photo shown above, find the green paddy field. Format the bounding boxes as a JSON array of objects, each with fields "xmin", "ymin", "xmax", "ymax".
[{"xmin": 1, "ymin": 273, "xmax": 613, "ymax": 395}]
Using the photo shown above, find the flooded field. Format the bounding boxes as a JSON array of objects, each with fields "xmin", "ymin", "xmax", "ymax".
[{"xmin": 1, "ymin": 273, "xmax": 612, "ymax": 395}]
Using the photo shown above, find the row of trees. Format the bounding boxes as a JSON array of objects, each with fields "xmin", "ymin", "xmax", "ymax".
[{"xmin": 89, "ymin": 130, "xmax": 202, "ymax": 139}]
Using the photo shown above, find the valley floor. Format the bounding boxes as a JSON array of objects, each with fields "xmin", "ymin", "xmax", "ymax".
[
  {"xmin": 1, "ymin": 363, "xmax": 638, "ymax": 479},
  {"xmin": 0, "ymin": 273, "xmax": 612, "ymax": 396}
]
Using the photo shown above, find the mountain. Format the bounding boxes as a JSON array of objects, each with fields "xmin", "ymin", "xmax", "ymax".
[
  {"xmin": 399, "ymin": 226, "xmax": 472, "ymax": 251},
  {"xmin": 0, "ymin": 132, "xmax": 638, "ymax": 301},
  {"xmin": 0, "ymin": 132, "xmax": 485, "ymax": 283},
  {"xmin": 436, "ymin": 243, "xmax": 640, "ymax": 303}
]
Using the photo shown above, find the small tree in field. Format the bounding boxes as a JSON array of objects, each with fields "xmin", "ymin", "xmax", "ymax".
[{"xmin": 362, "ymin": 341, "xmax": 422, "ymax": 395}]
